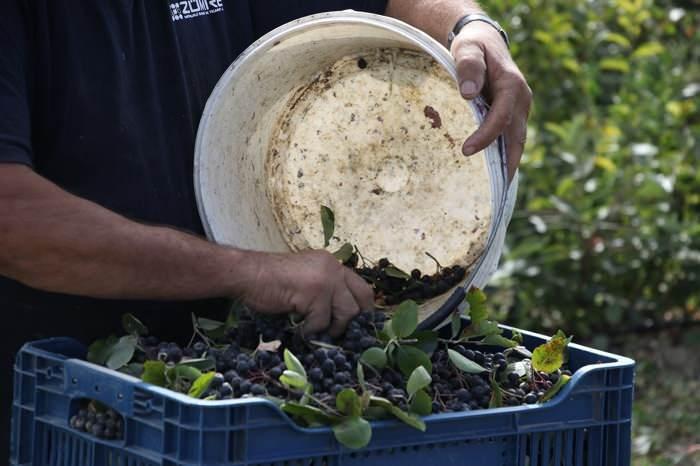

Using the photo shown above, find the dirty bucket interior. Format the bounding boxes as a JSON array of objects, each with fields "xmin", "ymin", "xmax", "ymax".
[{"xmin": 194, "ymin": 11, "xmax": 509, "ymax": 320}]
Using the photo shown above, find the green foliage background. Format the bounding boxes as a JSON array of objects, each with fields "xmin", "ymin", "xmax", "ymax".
[{"xmin": 479, "ymin": 0, "xmax": 700, "ymax": 339}]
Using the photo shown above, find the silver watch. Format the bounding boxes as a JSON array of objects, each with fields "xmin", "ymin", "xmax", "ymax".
[{"xmin": 447, "ymin": 13, "xmax": 510, "ymax": 50}]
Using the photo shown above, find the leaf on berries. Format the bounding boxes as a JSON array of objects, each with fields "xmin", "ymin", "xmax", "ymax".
[
  {"xmin": 172, "ymin": 365, "xmax": 202, "ymax": 384},
  {"xmin": 482, "ymin": 334, "xmax": 518, "ymax": 348},
  {"xmin": 511, "ymin": 329, "xmax": 524, "ymax": 344},
  {"xmin": 531, "ymin": 332, "xmax": 571, "ymax": 374},
  {"xmin": 384, "ymin": 266, "xmax": 410, "ymax": 280},
  {"xmin": 406, "ymin": 366, "xmax": 432, "ymax": 398},
  {"xmin": 256, "ymin": 338, "xmax": 282, "ymax": 353},
  {"xmin": 539, "ymin": 374, "xmax": 571, "ymax": 402},
  {"xmin": 360, "ymin": 347, "xmax": 387, "ymax": 370},
  {"xmin": 332, "ymin": 243, "xmax": 354, "ymax": 262},
  {"xmin": 506, "ymin": 345, "xmax": 533, "ymax": 359},
  {"xmin": 450, "ymin": 311, "xmax": 462, "ymax": 339},
  {"xmin": 283, "ymin": 349, "xmax": 307, "ymax": 379},
  {"xmin": 466, "ymin": 287, "xmax": 488, "ymax": 325},
  {"xmin": 118, "ymin": 362, "xmax": 144, "ymax": 378},
  {"xmin": 105, "ymin": 335, "xmax": 138, "ymax": 370},
  {"xmin": 409, "ymin": 389, "xmax": 432, "ymax": 416},
  {"xmin": 356, "ymin": 364, "xmax": 366, "ymax": 390},
  {"xmin": 282, "ymin": 402, "xmax": 336, "ymax": 426},
  {"xmin": 506, "ymin": 360, "xmax": 531, "ymax": 378},
  {"xmin": 176, "ymin": 358, "xmax": 215, "ymax": 373},
  {"xmin": 280, "ymin": 370, "xmax": 308, "ymax": 389},
  {"xmin": 370, "ymin": 396, "xmax": 426, "ymax": 431},
  {"xmin": 364, "ymin": 406, "xmax": 391, "ymax": 420},
  {"xmin": 87, "ymin": 335, "xmax": 118, "ymax": 366},
  {"xmin": 188, "ymin": 371, "xmax": 215, "ymax": 398},
  {"xmin": 390, "ymin": 300, "xmax": 418, "ymax": 338},
  {"xmin": 448, "ymin": 349, "xmax": 488, "ymax": 374},
  {"xmin": 195, "ymin": 317, "xmax": 224, "ymax": 331},
  {"xmin": 412, "ymin": 331, "xmax": 439, "ymax": 355},
  {"xmin": 332, "ymin": 416, "xmax": 372, "ymax": 449},
  {"xmin": 336, "ymin": 389, "xmax": 362, "ymax": 417},
  {"xmin": 396, "ymin": 345, "xmax": 433, "ymax": 377},
  {"xmin": 489, "ymin": 376, "xmax": 503, "ymax": 408},
  {"xmin": 122, "ymin": 313, "xmax": 149, "ymax": 336},
  {"xmin": 320, "ymin": 205, "xmax": 335, "ymax": 247},
  {"xmin": 141, "ymin": 360, "xmax": 166, "ymax": 387}
]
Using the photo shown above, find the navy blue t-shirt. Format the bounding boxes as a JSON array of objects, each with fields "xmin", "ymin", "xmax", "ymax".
[{"xmin": 0, "ymin": 0, "xmax": 387, "ymax": 460}]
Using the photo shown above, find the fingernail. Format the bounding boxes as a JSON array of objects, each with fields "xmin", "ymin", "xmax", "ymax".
[
  {"xmin": 460, "ymin": 80, "xmax": 477, "ymax": 96},
  {"xmin": 463, "ymin": 145, "xmax": 476, "ymax": 156}
]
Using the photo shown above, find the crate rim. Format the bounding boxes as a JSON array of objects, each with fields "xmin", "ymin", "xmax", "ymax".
[{"xmin": 16, "ymin": 324, "xmax": 635, "ymax": 437}]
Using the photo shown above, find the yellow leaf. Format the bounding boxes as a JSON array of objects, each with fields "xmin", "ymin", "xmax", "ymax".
[
  {"xmin": 533, "ymin": 30, "xmax": 554, "ymax": 45},
  {"xmin": 562, "ymin": 58, "xmax": 581, "ymax": 74},
  {"xmin": 602, "ymin": 32, "xmax": 631, "ymax": 48},
  {"xmin": 594, "ymin": 156, "xmax": 617, "ymax": 172},
  {"xmin": 599, "ymin": 58, "xmax": 630, "ymax": 73},
  {"xmin": 602, "ymin": 125, "xmax": 622, "ymax": 139},
  {"xmin": 633, "ymin": 42, "xmax": 665, "ymax": 58}
]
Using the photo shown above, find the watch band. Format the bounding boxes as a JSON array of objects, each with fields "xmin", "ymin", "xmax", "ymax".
[{"xmin": 447, "ymin": 13, "xmax": 510, "ymax": 50}]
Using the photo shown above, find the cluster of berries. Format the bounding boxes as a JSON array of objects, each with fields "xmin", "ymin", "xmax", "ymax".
[{"xmin": 69, "ymin": 405, "xmax": 123, "ymax": 440}]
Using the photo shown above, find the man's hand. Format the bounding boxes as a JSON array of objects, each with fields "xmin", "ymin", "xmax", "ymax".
[
  {"xmin": 386, "ymin": 0, "xmax": 532, "ymax": 180},
  {"xmin": 452, "ymin": 22, "xmax": 532, "ymax": 180},
  {"xmin": 238, "ymin": 250, "xmax": 374, "ymax": 337},
  {"xmin": 0, "ymin": 164, "xmax": 370, "ymax": 335}
]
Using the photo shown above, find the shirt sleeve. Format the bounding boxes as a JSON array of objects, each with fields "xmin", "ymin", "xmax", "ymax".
[
  {"xmin": 249, "ymin": 0, "xmax": 388, "ymax": 38},
  {"xmin": 0, "ymin": 0, "xmax": 33, "ymax": 167}
]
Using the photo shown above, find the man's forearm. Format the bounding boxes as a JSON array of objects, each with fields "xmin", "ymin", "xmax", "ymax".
[
  {"xmin": 0, "ymin": 165, "xmax": 254, "ymax": 300},
  {"xmin": 386, "ymin": 0, "xmax": 483, "ymax": 47}
]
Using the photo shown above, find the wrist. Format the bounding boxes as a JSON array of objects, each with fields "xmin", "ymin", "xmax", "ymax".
[{"xmin": 217, "ymin": 247, "xmax": 263, "ymax": 298}]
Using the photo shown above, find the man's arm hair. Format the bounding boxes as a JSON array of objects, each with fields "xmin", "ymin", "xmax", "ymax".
[
  {"xmin": 385, "ymin": 0, "xmax": 483, "ymax": 47},
  {"xmin": 0, "ymin": 164, "xmax": 253, "ymax": 300}
]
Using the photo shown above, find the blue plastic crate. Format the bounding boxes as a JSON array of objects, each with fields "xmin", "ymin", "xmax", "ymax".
[{"xmin": 11, "ymin": 325, "xmax": 634, "ymax": 466}]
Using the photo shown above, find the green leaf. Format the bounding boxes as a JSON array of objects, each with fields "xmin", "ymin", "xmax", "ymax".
[
  {"xmin": 511, "ymin": 329, "xmax": 524, "ymax": 345},
  {"xmin": 360, "ymin": 347, "xmax": 387, "ymax": 370},
  {"xmin": 283, "ymin": 349, "xmax": 307, "ymax": 379},
  {"xmin": 384, "ymin": 266, "xmax": 410, "ymax": 280},
  {"xmin": 482, "ymin": 334, "xmax": 518, "ymax": 348},
  {"xmin": 489, "ymin": 377, "xmax": 502, "ymax": 408},
  {"xmin": 141, "ymin": 360, "xmax": 167, "ymax": 386},
  {"xmin": 356, "ymin": 364, "xmax": 366, "ymax": 390},
  {"xmin": 87, "ymin": 335, "xmax": 118, "ymax": 365},
  {"xmin": 370, "ymin": 396, "xmax": 426, "ymax": 431},
  {"xmin": 196, "ymin": 317, "xmax": 224, "ymax": 331},
  {"xmin": 320, "ymin": 205, "xmax": 335, "ymax": 247},
  {"xmin": 396, "ymin": 345, "xmax": 433, "ymax": 377},
  {"xmin": 118, "ymin": 362, "xmax": 143, "ymax": 377},
  {"xmin": 332, "ymin": 416, "xmax": 372, "ymax": 450},
  {"xmin": 412, "ymin": 331, "xmax": 439, "ymax": 354},
  {"xmin": 390, "ymin": 300, "xmax": 418, "ymax": 338},
  {"xmin": 406, "ymin": 366, "xmax": 432, "ymax": 397},
  {"xmin": 450, "ymin": 312, "xmax": 462, "ymax": 339},
  {"xmin": 188, "ymin": 371, "xmax": 215, "ymax": 398},
  {"xmin": 336, "ymin": 389, "xmax": 362, "ymax": 417},
  {"xmin": 448, "ymin": 349, "xmax": 488, "ymax": 374},
  {"xmin": 280, "ymin": 370, "xmax": 308, "ymax": 389},
  {"xmin": 122, "ymin": 314, "xmax": 148, "ymax": 336},
  {"xmin": 409, "ymin": 389, "xmax": 432, "ymax": 416},
  {"xmin": 332, "ymin": 243, "xmax": 354, "ymax": 262},
  {"xmin": 540, "ymin": 374, "xmax": 571, "ymax": 402},
  {"xmin": 282, "ymin": 402, "xmax": 336, "ymax": 426},
  {"xmin": 105, "ymin": 335, "xmax": 138, "ymax": 370},
  {"xmin": 176, "ymin": 358, "xmax": 215, "ymax": 372},
  {"xmin": 531, "ymin": 332, "xmax": 571, "ymax": 373},
  {"xmin": 632, "ymin": 41, "xmax": 664, "ymax": 58},
  {"xmin": 466, "ymin": 288, "xmax": 488, "ymax": 325}
]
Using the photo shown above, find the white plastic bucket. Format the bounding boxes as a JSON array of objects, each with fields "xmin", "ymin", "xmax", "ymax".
[{"xmin": 194, "ymin": 11, "xmax": 516, "ymax": 323}]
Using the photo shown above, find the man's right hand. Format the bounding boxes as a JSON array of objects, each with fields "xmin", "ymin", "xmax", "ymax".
[
  {"xmin": 0, "ymin": 164, "xmax": 371, "ymax": 336},
  {"xmin": 237, "ymin": 250, "xmax": 374, "ymax": 337}
]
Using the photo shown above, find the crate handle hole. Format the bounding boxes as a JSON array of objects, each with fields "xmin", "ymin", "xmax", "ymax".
[
  {"xmin": 71, "ymin": 377, "xmax": 78, "ymax": 384},
  {"xmin": 94, "ymin": 385, "xmax": 100, "ymax": 392}
]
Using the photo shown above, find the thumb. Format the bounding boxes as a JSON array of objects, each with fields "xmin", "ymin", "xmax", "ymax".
[{"xmin": 452, "ymin": 39, "xmax": 487, "ymax": 99}]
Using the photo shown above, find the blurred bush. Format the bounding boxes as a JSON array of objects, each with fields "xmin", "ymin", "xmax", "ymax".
[{"xmin": 480, "ymin": 0, "xmax": 700, "ymax": 338}]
